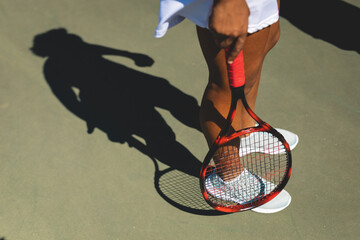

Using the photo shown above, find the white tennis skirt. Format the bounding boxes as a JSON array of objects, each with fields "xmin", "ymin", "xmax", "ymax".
[{"xmin": 155, "ymin": 0, "xmax": 279, "ymax": 38}]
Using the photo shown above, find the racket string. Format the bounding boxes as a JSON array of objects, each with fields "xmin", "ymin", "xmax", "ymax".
[{"xmin": 205, "ymin": 131, "xmax": 289, "ymax": 208}]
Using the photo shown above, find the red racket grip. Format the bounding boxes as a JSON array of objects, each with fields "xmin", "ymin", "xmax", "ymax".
[{"xmin": 226, "ymin": 49, "xmax": 245, "ymax": 88}]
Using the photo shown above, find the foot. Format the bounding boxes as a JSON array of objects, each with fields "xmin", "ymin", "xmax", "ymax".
[
  {"xmin": 249, "ymin": 128, "xmax": 295, "ymax": 213},
  {"xmin": 205, "ymin": 169, "xmax": 275, "ymax": 205},
  {"xmin": 238, "ymin": 128, "xmax": 299, "ymax": 157},
  {"xmin": 240, "ymin": 128, "xmax": 295, "ymax": 213}
]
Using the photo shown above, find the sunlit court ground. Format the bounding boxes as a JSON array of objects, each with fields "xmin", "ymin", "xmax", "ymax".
[{"xmin": 0, "ymin": 0, "xmax": 359, "ymax": 239}]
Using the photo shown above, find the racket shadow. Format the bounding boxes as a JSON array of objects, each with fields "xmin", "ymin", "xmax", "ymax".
[
  {"xmin": 155, "ymin": 167, "xmax": 228, "ymax": 216},
  {"xmin": 127, "ymin": 137, "xmax": 227, "ymax": 216}
]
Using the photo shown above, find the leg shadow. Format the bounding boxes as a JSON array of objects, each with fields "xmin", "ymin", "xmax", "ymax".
[{"xmin": 281, "ymin": 0, "xmax": 360, "ymax": 53}]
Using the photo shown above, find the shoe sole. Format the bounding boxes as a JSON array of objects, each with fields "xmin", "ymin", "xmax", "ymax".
[{"xmin": 251, "ymin": 189, "xmax": 291, "ymax": 213}]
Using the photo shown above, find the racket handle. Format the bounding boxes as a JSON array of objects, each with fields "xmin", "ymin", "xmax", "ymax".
[{"xmin": 226, "ymin": 49, "xmax": 245, "ymax": 88}]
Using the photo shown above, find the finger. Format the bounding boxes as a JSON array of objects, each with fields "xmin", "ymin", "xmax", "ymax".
[
  {"xmin": 210, "ymin": 30, "xmax": 235, "ymax": 48},
  {"xmin": 218, "ymin": 37, "xmax": 235, "ymax": 49},
  {"xmin": 227, "ymin": 36, "xmax": 246, "ymax": 64}
]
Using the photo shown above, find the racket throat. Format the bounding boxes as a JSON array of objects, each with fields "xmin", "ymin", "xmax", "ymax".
[{"xmin": 234, "ymin": 86, "xmax": 268, "ymax": 127}]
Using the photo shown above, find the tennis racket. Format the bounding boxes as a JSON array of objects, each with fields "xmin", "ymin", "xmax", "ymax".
[{"xmin": 199, "ymin": 50, "xmax": 292, "ymax": 212}]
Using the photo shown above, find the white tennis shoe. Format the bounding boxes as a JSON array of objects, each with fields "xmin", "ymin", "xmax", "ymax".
[
  {"xmin": 205, "ymin": 169, "xmax": 275, "ymax": 205},
  {"xmin": 248, "ymin": 128, "xmax": 297, "ymax": 213},
  {"xmin": 238, "ymin": 128, "xmax": 299, "ymax": 157}
]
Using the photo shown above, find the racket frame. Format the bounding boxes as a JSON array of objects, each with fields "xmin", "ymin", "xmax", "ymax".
[{"xmin": 199, "ymin": 85, "xmax": 292, "ymax": 213}]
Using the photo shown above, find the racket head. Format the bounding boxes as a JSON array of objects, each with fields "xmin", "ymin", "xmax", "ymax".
[{"xmin": 200, "ymin": 122, "xmax": 292, "ymax": 213}]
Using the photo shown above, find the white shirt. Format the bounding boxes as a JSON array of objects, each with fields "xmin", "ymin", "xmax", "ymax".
[{"xmin": 155, "ymin": 0, "xmax": 279, "ymax": 38}]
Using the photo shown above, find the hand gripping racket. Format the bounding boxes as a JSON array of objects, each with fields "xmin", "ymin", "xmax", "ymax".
[{"xmin": 199, "ymin": 50, "xmax": 292, "ymax": 212}]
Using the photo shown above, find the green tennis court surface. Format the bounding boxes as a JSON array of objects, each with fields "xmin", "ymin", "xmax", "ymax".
[{"xmin": 0, "ymin": 0, "xmax": 359, "ymax": 239}]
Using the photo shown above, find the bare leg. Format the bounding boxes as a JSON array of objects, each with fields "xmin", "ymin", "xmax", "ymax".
[{"xmin": 197, "ymin": 21, "xmax": 280, "ymax": 180}]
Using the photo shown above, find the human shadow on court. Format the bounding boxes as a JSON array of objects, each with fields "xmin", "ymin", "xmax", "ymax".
[
  {"xmin": 281, "ymin": 0, "xmax": 360, "ymax": 53},
  {"xmin": 30, "ymin": 29, "xmax": 226, "ymax": 215},
  {"xmin": 31, "ymin": 28, "xmax": 203, "ymax": 176}
]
